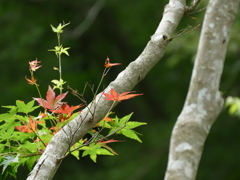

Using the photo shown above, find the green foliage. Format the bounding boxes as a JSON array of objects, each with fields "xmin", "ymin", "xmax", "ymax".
[
  {"xmin": 107, "ymin": 113, "xmax": 147, "ymax": 143},
  {"xmin": 51, "ymin": 79, "xmax": 66, "ymax": 90},
  {"xmin": 80, "ymin": 112, "xmax": 147, "ymax": 162},
  {"xmin": 1, "ymin": 1, "xmax": 240, "ymax": 179},
  {"xmin": 0, "ymin": 95, "xmax": 145, "ymax": 180},
  {"xmin": 225, "ymin": 96, "xmax": 240, "ymax": 116},
  {"xmin": 0, "ymin": 100, "xmax": 43, "ymax": 177},
  {"xmin": 0, "ymin": 155, "xmax": 19, "ymax": 174},
  {"xmin": 50, "ymin": 22, "xmax": 70, "ymax": 34},
  {"xmin": 16, "ymin": 100, "xmax": 40, "ymax": 114},
  {"xmin": 48, "ymin": 45, "xmax": 70, "ymax": 57}
]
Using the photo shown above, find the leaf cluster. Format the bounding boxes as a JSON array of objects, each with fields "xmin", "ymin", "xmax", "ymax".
[
  {"xmin": 0, "ymin": 100, "xmax": 41, "ymax": 178},
  {"xmin": 78, "ymin": 113, "xmax": 147, "ymax": 162},
  {"xmin": 0, "ymin": 22, "xmax": 146, "ymax": 179}
]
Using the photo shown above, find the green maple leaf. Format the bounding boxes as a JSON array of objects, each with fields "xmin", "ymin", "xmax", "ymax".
[
  {"xmin": 108, "ymin": 113, "xmax": 147, "ymax": 143},
  {"xmin": 81, "ymin": 143, "xmax": 114, "ymax": 163},
  {"xmin": 16, "ymin": 100, "xmax": 39, "ymax": 114},
  {"xmin": 50, "ymin": 22, "xmax": 70, "ymax": 34}
]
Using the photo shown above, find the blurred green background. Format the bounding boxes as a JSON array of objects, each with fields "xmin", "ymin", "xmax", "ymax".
[{"xmin": 1, "ymin": 0, "xmax": 240, "ymax": 179}]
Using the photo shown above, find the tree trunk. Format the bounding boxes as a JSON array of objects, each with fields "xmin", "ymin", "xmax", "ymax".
[{"xmin": 164, "ymin": 0, "xmax": 239, "ymax": 180}]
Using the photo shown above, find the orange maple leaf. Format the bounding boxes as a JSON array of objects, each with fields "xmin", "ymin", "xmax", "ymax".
[
  {"xmin": 104, "ymin": 56, "xmax": 121, "ymax": 68},
  {"xmin": 25, "ymin": 76, "xmax": 37, "ymax": 85},
  {"xmin": 15, "ymin": 117, "xmax": 37, "ymax": 133},
  {"xmin": 103, "ymin": 117, "xmax": 113, "ymax": 122},
  {"xmin": 102, "ymin": 88, "xmax": 143, "ymax": 102}
]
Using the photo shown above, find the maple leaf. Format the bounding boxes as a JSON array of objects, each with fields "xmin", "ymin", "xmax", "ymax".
[
  {"xmin": 54, "ymin": 103, "xmax": 83, "ymax": 122},
  {"xmin": 15, "ymin": 117, "xmax": 36, "ymax": 133},
  {"xmin": 33, "ymin": 86, "xmax": 68, "ymax": 110},
  {"xmin": 81, "ymin": 143, "xmax": 114, "ymax": 163},
  {"xmin": 104, "ymin": 56, "xmax": 121, "ymax": 68},
  {"xmin": 103, "ymin": 117, "xmax": 113, "ymax": 122},
  {"xmin": 25, "ymin": 76, "xmax": 37, "ymax": 85},
  {"xmin": 102, "ymin": 88, "xmax": 143, "ymax": 102},
  {"xmin": 54, "ymin": 103, "xmax": 83, "ymax": 115}
]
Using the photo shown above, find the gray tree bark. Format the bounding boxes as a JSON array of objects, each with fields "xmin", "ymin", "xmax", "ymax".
[
  {"xmin": 164, "ymin": 0, "xmax": 239, "ymax": 180},
  {"xmin": 27, "ymin": 0, "xmax": 239, "ymax": 179}
]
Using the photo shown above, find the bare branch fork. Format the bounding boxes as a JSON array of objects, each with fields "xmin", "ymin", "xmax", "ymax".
[{"xmin": 27, "ymin": 0, "xmax": 239, "ymax": 179}]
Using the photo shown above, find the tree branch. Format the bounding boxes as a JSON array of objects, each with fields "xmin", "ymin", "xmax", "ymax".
[
  {"xmin": 27, "ymin": 0, "xmax": 186, "ymax": 179},
  {"xmin": 71, "ymin": 0, "xmax": 106, "ymax": 38},
  {"xmin": 164, "ymin": 0, "xmax": 239, "ymax": 179}
]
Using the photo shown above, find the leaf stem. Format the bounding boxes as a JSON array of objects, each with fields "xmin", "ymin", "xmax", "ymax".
[{"xmin": 57, "ymin": 32, "xmax": 63, "ymax": 94}]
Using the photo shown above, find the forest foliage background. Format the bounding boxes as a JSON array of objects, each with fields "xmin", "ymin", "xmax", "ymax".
[{"xmin": 1, "ymin": 0, "xmax": 240, "ymax": 179}]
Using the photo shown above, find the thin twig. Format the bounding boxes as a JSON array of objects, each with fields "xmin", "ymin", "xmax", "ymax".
[
  {"xmin": 71, "ymin": 0, "xmax": 106, "ymax": 38},
  {"xmin": 187, "ymin": 6, "xmax": 207, "ymax": 15},
  {"xmin": 168, "ymin": 24, "xmax": 201, "ymax": 41},
  {"xmin": 185, "ymin": 0, "xmax": 201, "ymax": 13}
]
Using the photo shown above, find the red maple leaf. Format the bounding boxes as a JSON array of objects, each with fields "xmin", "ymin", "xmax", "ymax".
[
  {"xmin": 15, "ymin": 117, "xmax": 36, "ymax": 133},
  {"xmin": 33, "ymin": 86, "xmax": 68, "ymax": 111},
  {"xmin": 54, "ymin": 103, "xmax": 84, "ymax": 122},
  {"xmin": 102, "ymin": 88, "xmax": 143, "ymax": 102},
  {"xmin": 49, "ymin": 103, "xmax": 83, "ymax": 134},
  {"xmin": 54, "ymin": 103, "xmax": 83, "ymax": 115}
]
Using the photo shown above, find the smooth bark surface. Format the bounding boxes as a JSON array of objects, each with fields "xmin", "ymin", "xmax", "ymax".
[
  {"xmin": 164, "ymin": 0, "xmax": 239, "ymax": 180},
  {"xmin": 27, "ymin": 0, "xmax": 186, "ymax": 179}
]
